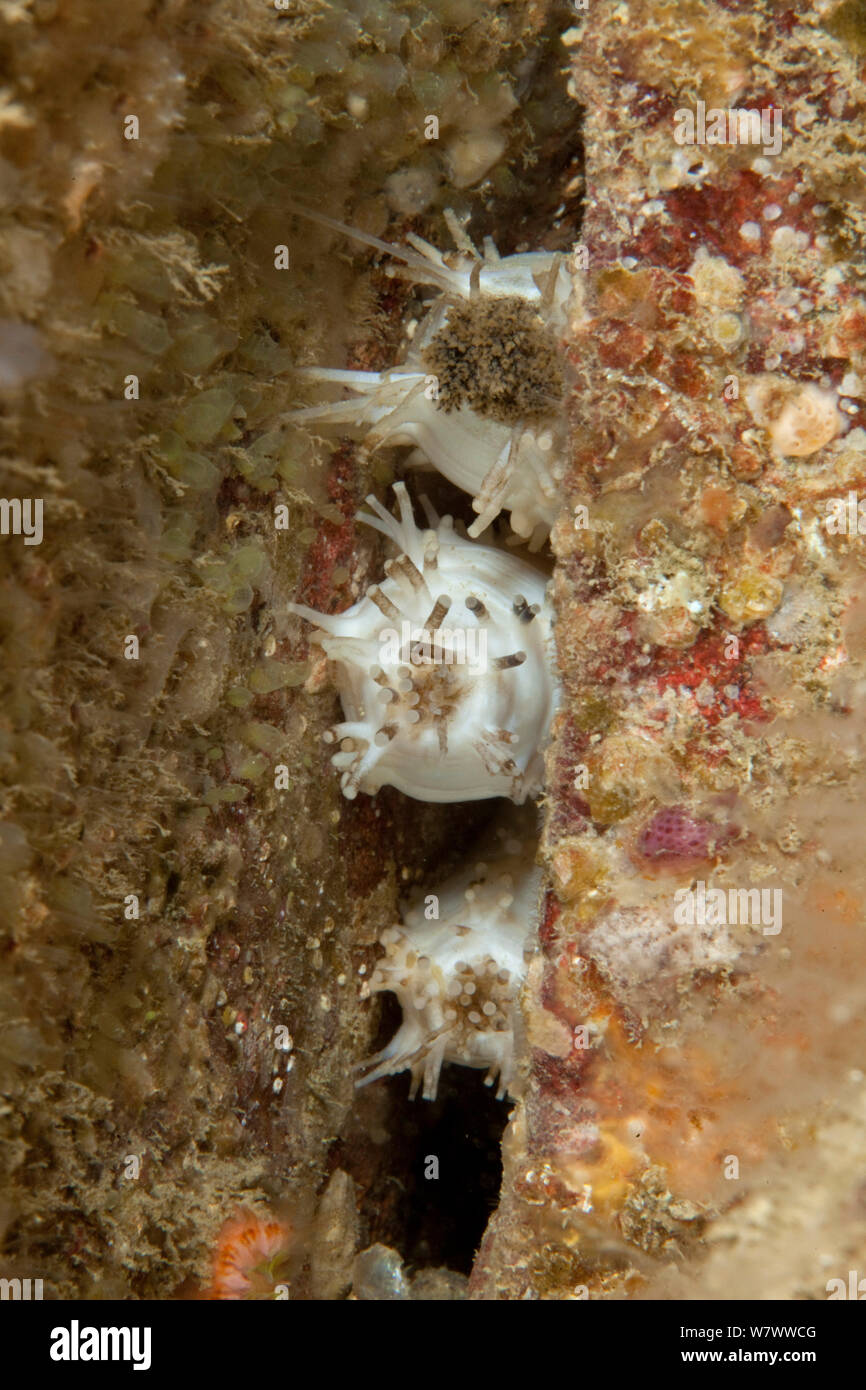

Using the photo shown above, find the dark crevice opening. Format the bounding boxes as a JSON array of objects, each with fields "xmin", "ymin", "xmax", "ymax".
[
  {"xmin": 390, "ymin": 1070, "xmax": 509, "ymax": 1277},
  {"xmin": 327, "ymin": 1, "xmax": 583, "ymax": 1290},
  {"xmin": 351, "ymin": 986, "xmax": 511, "ymax": 1278}
]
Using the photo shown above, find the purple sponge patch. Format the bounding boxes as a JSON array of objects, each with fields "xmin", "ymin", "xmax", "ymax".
[{"xmin": 638, "ymin": 806, "xmax": 731, "ymax": 860}]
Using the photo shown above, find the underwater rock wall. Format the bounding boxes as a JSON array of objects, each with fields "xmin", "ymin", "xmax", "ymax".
[
  {"xmin": 471, "ymin": 0, "xmax": 866, "ymax": 1299},
  {"xmin": 3, "ymin": 0, "xmax": 865, "ymax": 1304}
]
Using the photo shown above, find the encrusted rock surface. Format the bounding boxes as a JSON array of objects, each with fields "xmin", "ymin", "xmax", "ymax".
[{"xmin": 470, "ymin": 0, "xmax": 866, "ymax": 1299}]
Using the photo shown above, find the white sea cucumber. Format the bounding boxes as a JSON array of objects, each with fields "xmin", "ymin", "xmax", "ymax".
[
  {"xmin": 288, "ymin": 482, "xmax": 560, "ymax": 803},
  {"xmin": 285, "ymin": 205, "xmax": 572, "ymax": 546},
  {"xmin": 357, "ymin": 833, "xmax": 542, "ymax": 1100},
  {"xmin": 286, "ymin": 202, "xmax": 572, "ymax": 317}
]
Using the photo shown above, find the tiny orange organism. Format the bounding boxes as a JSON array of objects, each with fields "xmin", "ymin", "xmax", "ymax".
[{"xmin": 207, "ymin": 1208, "xmax": 293, "ymax": 1300}]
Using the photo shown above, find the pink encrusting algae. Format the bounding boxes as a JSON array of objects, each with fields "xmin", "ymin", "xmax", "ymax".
[{"xmin": 637, "ymin": 806, "xmax": 736, "ymax": 861}]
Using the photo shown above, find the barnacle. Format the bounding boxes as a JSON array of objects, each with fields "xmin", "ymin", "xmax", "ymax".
[
  {"xmin": 357, "ymin": 832, "xmax": 542, "ymax": 1100},
  {"xmin": 288, "ymin": 482, "xmax": 560, "ymax": 802},
  {"xmin": 745, "ymin": 375, "xmax": 843, "ymax": 458},
  {"xmin": 285, "ymin": 205, "xmax": 571, "ymax": 545}
]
